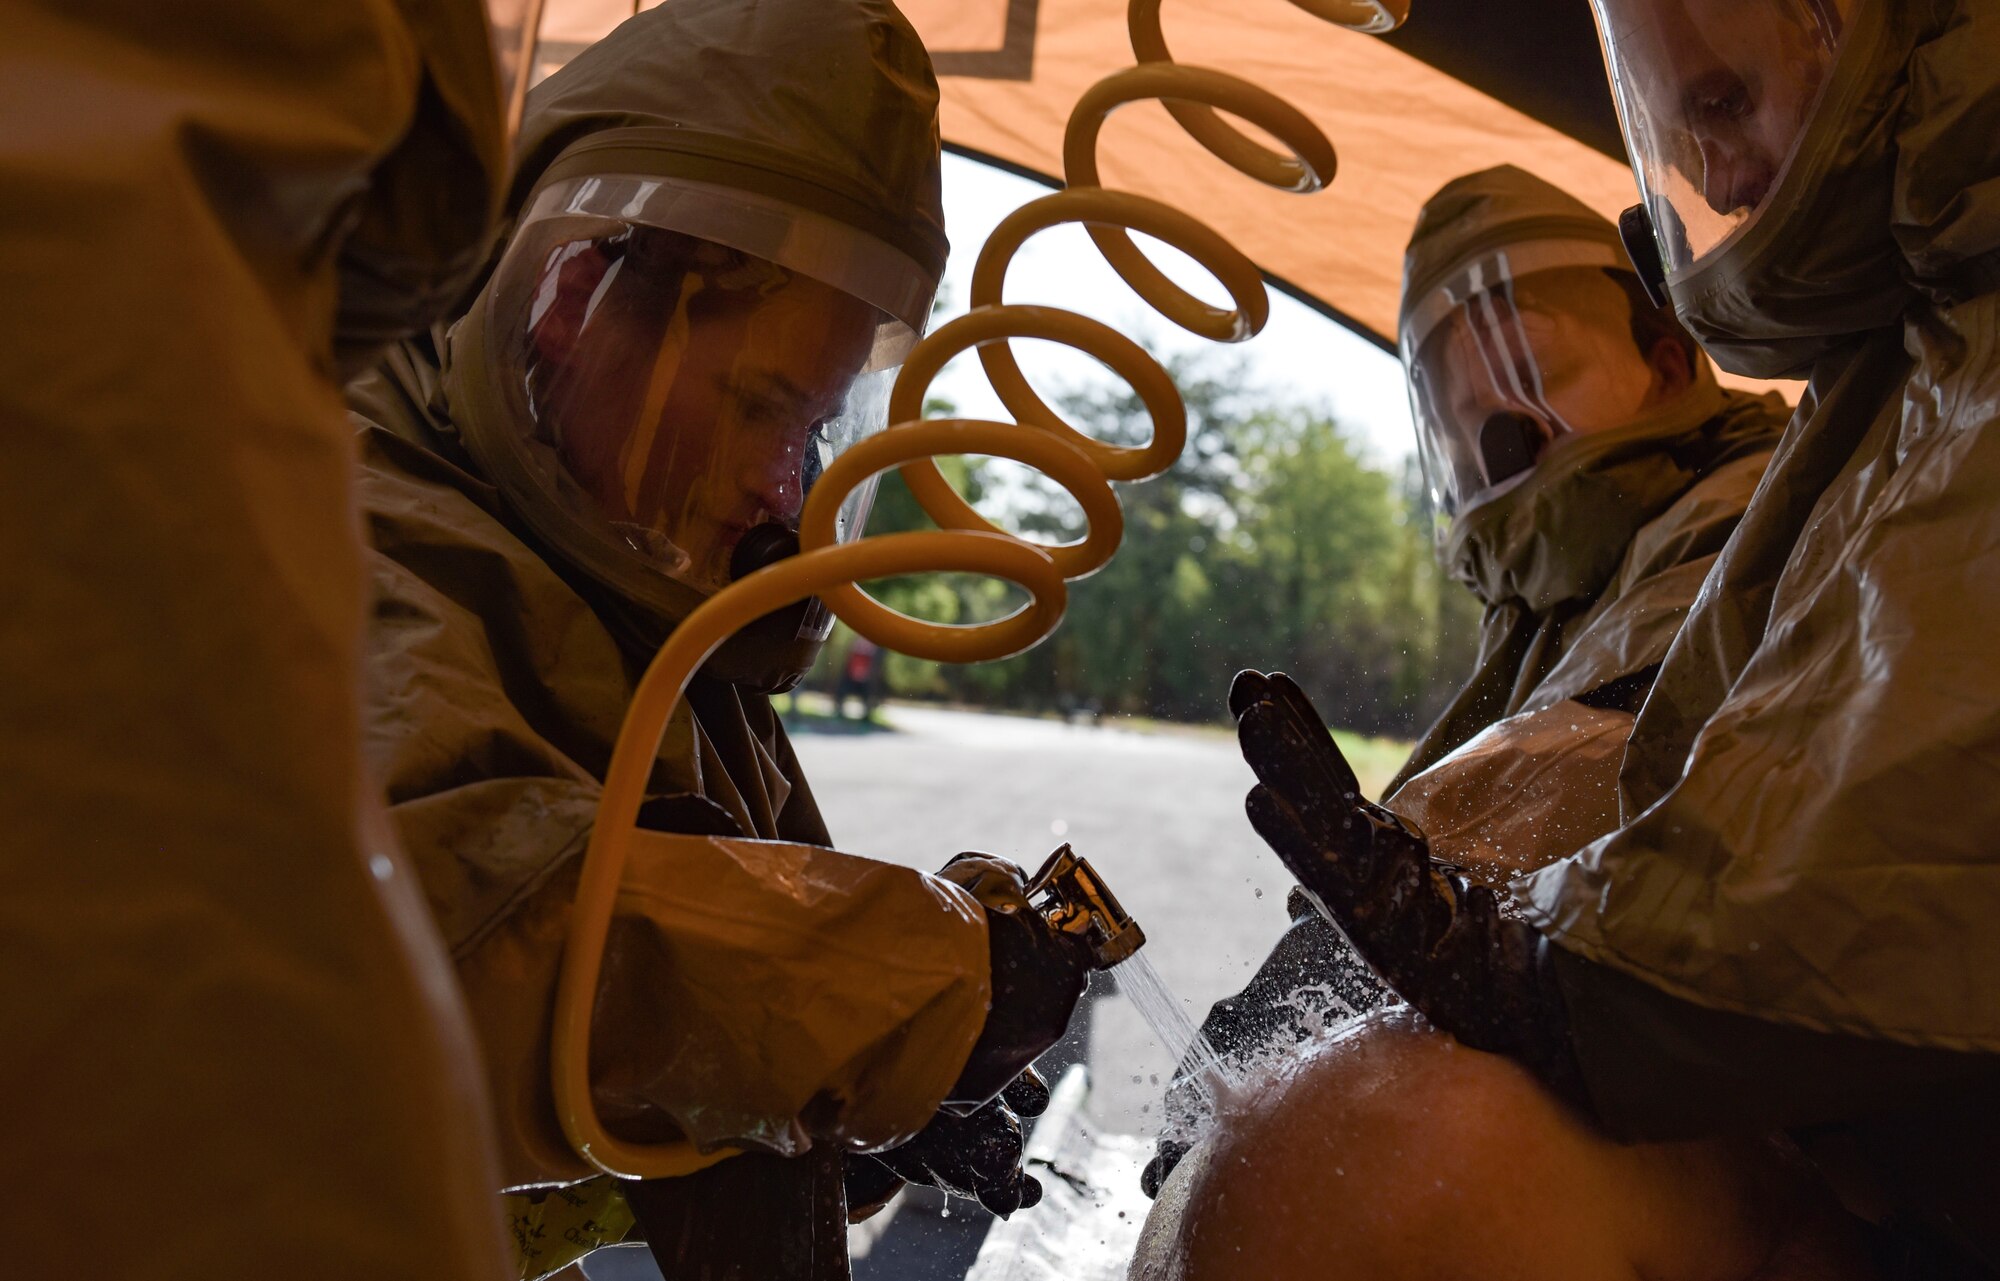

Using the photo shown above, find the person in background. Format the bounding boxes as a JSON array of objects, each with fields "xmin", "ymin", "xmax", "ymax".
[{"xmin": 837, "ymin": 636, "xmax": 884, "ymax": 720}]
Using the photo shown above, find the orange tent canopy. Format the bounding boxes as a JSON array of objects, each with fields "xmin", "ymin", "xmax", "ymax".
[
  {"xmin": 528, "ymin": 1, "xmax": 1698, "ymax": 366},
  {"xmin": 899, "ymin": 0, "xmax": 1638, "ymax": 350}
]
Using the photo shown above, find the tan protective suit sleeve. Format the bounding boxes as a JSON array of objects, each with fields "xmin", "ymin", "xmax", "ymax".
[
  {"xmin": 1389, "ymin": 701, "xmax": 1631, "ymax": 884},
  {"xmin": 1523, "ymin": 294, "xmax": 2000, "ymax": 1054},
  {"xmin": 0, "ymin": 4, "xmax": 511, "ymax": 1277},
  {"xmin": 358, "ymin": 411, "xmax": 990, "ymax": 1189}
]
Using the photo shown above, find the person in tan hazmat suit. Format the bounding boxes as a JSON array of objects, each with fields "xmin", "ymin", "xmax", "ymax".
[
  {"xmin": 1140, "ymin": 0, "xmax": 2000, "ymax": 1275},
  {"xmin": 349, "ymin": 1, "xmax": 1096, "ymax": 1274},
  {"xmin": 1, "ymin": 1, "xmax": 528, "ymax": 1278},
  {"xmin": 1140, "ymin": 165, "xmax": 1789, "ymax": 1194}
]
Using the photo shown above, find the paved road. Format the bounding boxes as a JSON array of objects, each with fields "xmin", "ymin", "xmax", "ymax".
[{"xmin": 792, "ymin": 702, "xmax": 1318, "ymax": 1136}]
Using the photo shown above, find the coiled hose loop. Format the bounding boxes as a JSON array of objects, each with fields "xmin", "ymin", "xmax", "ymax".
[{"xmin": 554, "ymin": 0, "xmax": 1407, "ymax": 1180}]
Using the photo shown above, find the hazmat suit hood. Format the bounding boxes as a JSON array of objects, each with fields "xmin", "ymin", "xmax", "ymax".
[
  {"xmin": 503, "ymin": 0, "xmax": 946, "ymax": 280},
  {"xmin": 332, "ymin": 0, "xmax": 513, "ymax": 376},
  {"xmin": 1658, "ymin": 0, "xmax": 1996, "ymax": 378},
  {"xmin": 1400, "ymin": 165, "xmax": 1757, "ymax": 611},
  {"xmin": 440, "ymin": 0, "xmax": 946, "ymax": 691},
  {"xmin": 1400, "ymin": 166, "xmax": 1626, "ymax": 340}
]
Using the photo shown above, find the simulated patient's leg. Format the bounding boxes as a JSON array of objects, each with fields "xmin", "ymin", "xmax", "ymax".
[{"xmin": 1132, "ymin": 1011, "xmax": 1876, "ymax": 1281}]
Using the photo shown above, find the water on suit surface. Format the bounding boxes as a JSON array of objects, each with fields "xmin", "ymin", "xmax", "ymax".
[{"xmin": 1117, "ymin": 951, "xmax": 1239, "ymax": 1101}]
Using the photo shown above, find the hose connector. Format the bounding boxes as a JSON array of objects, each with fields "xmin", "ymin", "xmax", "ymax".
[{"xmin": 1026, "ymin": 844, "xmax": 1146, "ymax": 970}]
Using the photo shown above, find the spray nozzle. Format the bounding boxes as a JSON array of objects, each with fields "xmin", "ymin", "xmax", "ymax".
[{"xmin": 1025, "ymin": 844, "xmax": 1146, "ymax": 970}]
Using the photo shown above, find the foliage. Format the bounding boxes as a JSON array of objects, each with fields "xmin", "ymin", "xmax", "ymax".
[{"xmin": 810, "ymin": 357, "xmax": 1482, "ymax": 740}]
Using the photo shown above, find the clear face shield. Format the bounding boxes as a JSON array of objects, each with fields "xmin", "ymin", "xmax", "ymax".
[
  {"xmin": 470, "ymin": 174, "xmax": 935, "ymax": 628},
  {"xmin": 1589, "ymin": 0, "xmax": 1851, "ymax": 274},
  {"xmin": 1403, "ymin": 243, "xmax": 1690, "ymax": 529}
]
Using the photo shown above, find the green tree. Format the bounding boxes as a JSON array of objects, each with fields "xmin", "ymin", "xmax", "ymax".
[
  {"xmin": 806, "ymin": 352, "xmax": 1485, "ymax": 741},
  {"xmin": 809, "ymin": 393, "xmax": 1023, "ymax": 701}
]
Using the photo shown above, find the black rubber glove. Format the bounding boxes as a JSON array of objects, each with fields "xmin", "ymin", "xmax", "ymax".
[
  {"xmin": 849, "ymin": 1070, "xmax": 1054, "ymax": 1219},
  {"xmin": 843, "ymin": 1155, "xmax": 906, "ymax": 1224},
  {"xmin": 1139, "ymin": 909, "xmax": 1388, "ymax": 1197},
  {"xmin": 936, "ymin": 854, "xmax": 1094, "ymax": 1109},
  {"xmin": 840, "ymin": 858, "xmax": 1085, "ymax": 1223},
  {"xmin": 1230, "ymin": 670, "xmax": 1584, "ymax": 1103}
]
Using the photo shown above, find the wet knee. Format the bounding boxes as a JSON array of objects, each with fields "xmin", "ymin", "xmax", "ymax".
[
  {"xmin": 1137, "ymin": 1014, "xmax": 1619, "ymax": 1279},
  {"xmin": 1134, "ymin": 1011, "xmax": 1838, "ymax": 1281}
]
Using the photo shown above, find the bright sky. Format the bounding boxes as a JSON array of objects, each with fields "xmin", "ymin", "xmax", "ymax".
[{"xmin": 929, "ymin": 151, "xmax": 1419, "ymax": 465}]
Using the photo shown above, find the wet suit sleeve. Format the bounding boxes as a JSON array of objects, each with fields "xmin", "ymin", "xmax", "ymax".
[{"xmin": 362, "ymin": 426, "xmax": 994, "ymax": 1183}]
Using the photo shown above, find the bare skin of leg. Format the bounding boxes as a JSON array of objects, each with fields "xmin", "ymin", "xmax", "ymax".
[{"xmin": 1131, "ymin": 1010, "xmax": 1879, "ymax": 1281}]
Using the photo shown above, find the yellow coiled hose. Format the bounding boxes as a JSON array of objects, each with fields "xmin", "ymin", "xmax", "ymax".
[{"xmin": 552, "ymin": 0, "xmax": 1411, "ymax": 1180}]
